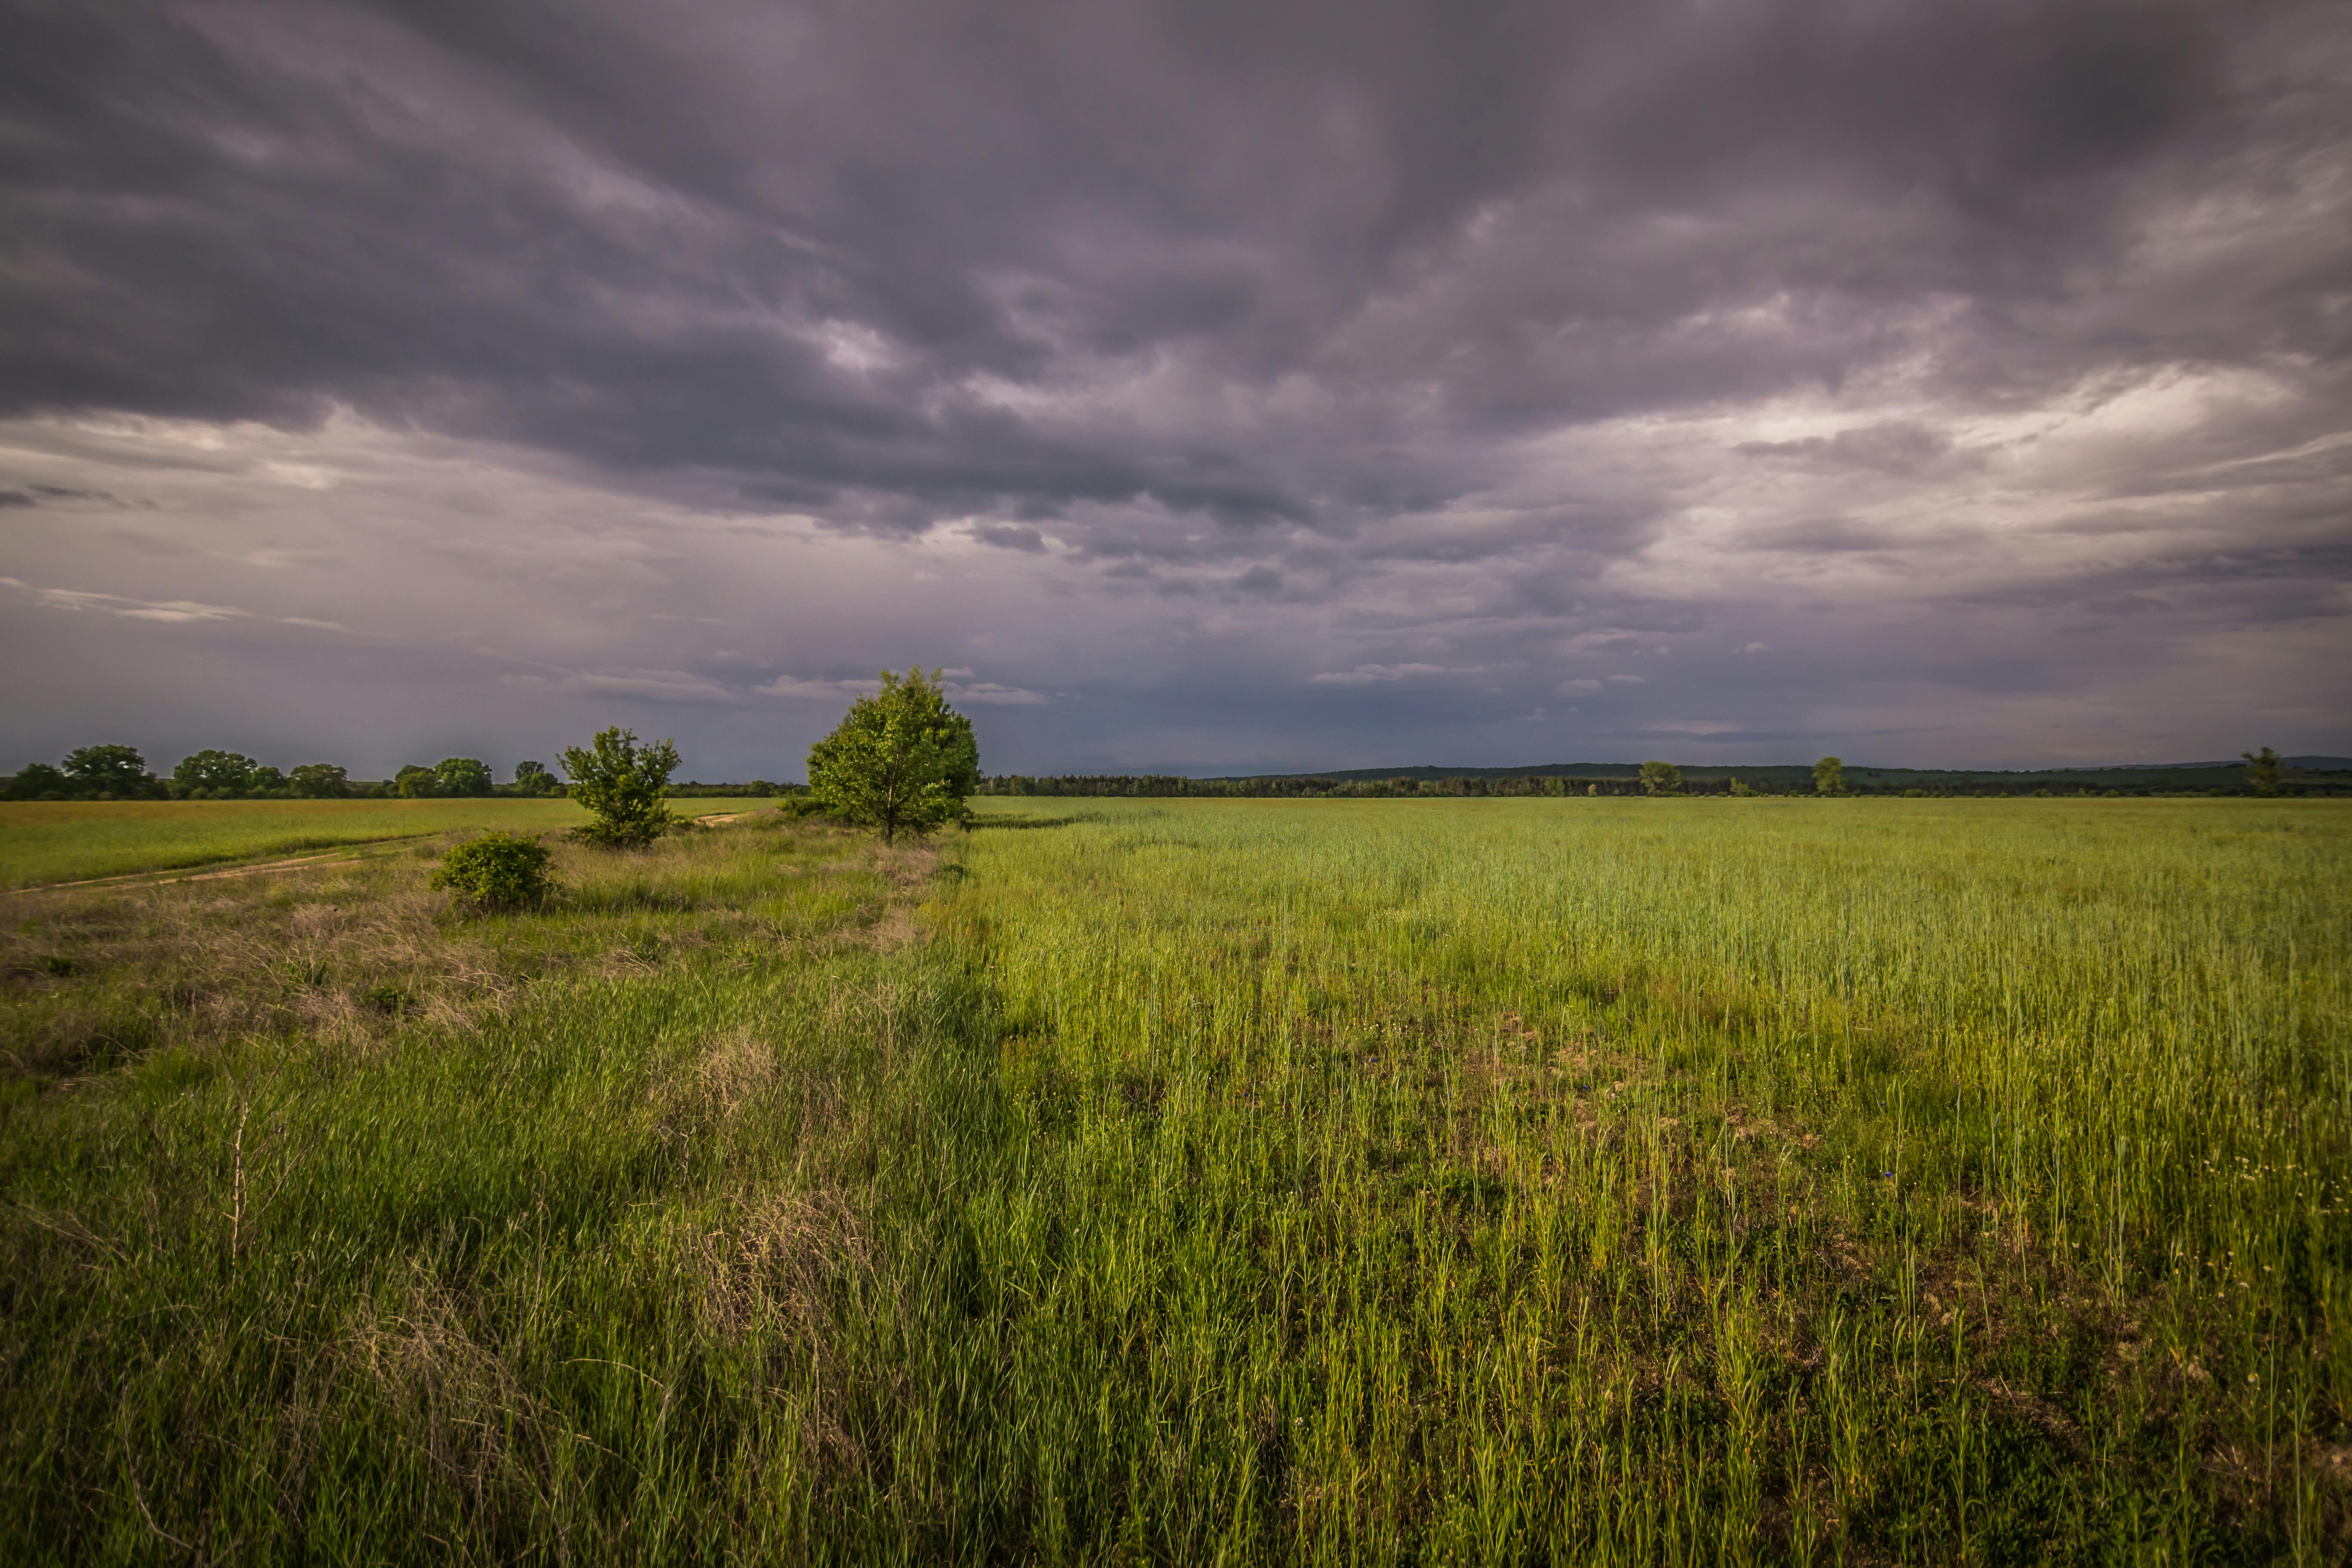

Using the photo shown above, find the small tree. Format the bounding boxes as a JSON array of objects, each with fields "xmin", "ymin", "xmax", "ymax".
[
  {"xmin": 393, "ymin": 764, "xmax": 438, "ymax": 799},
  {"xmin": 509, "ymin": 761, "xmax": 559, "ymax": 796},
  {"xmin": 434, "ymin": 757, "xmax": 494, "ymax": 797},
  {"xmin": 289, "ymin": 763, "xmax": 349, "ymax": 798},
  {"xmin": 63, "ymin": 744, "xmax": 148, "ymax": 796},
  {"xmin": 430, "ymin": 831, "xmax": 557, "ymax": 910},
  {"xmin": 807, "ymin": 668, "xmax": 979, "ymax": 842},
  {"xmin": 2242, "ymin": 746, "xmax": 2284, "ymax": 797},
  {"xmin": 1813, "ymin": 756, "xmax": 1848, "ymax": 796},
  {"xmin": 174, "ymin": 749, "xmax": 258, "ymax": 796},
  {"xmin": 1728, "ymin": 778, "xmax": 1755, "ymax": 797},
  {"xmin": 1639, "ymin": 760, "xmax": 1682, "ymax": 796},
  {"xmin": 560, "ymin": 727, "xmax": 683, "ymax": 848}
]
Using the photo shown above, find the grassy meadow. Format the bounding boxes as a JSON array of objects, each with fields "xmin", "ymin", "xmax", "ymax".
[
  {"xmin": 1, "ymin": 796, "xmax": 2346, "ymax": 1562},
  {"xmin": 0, "ymin": 796, "xmax": 767, "ymax": 889}
]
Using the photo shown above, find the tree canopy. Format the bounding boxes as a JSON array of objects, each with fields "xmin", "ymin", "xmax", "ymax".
[
  {"xmin": 560, "ymin": 727, "xmax": 683, "ymax": 848},
  {"xmin": 289, "ymin": 763, "xmax": 349, "ymax": 798},
  {"xmin": 806, "ymin": 668, "xmax": 979, "ymax": 842},
  {"xmin": 175, "ymin": 750, "xmax": 258, "ymax": 795},
  {"xmin": 63, "ymin": 744, "xmax": 147, "ymax": 793},
  {"xmin": 510, "ymin": 761, "xmax": 560, "ymax": 796},
  {"xmin": 434, "ymin": 757, "xmax": 494, "ymax": 797}
]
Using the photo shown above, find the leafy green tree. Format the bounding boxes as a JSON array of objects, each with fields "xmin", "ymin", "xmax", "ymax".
[
  {"xmin": 1813, "ymin": 756, "xmax": 1848, "ymax": 796},
  {"xmin": 1639, "ymin": 760, "xmax": 1682, "ymax": 796},
  {"xmin": 174, "ymin": 750, "xmax": 257, "ymax": 796},
  {"xmin": 7, "ymin": 763, "xmax": 70, "ymax": 800},
  {"xmin": 509, "ymin": 761, "xmax": 559, "ymax": 796},
  {"xmin": 1728, "ymin": 778, "xmax": 1756, "ymax": 797},
  {"xmin": 289, "ymin": 763, "xmax": 348, "ymax": 798},
  {"xmin": 430, "ymin": 831, "xmax": 558, "ymax": 910},
  {"xmin": 393, "ymin": 764, "xmax": 438, "ymax": 799},
  {"xmin": 251, "ymin": 766, "xmax": 288, "ymax": 794},
  {"xmin": 2242, "ymin": 746, "xmax": 2284, "ymax": 797},
  {"xmin": 434, "ymin": 757, "xmax": 494, "ymax": 797},
  {"xmin": 62, "ymin": 744, "xmax": 147, "ymax": 796},
  {"xmin": 807, "ymin": 668, "xmax": 980, "ymax": 842},
  {"xmin": 560, "ymin": 727, "xmax": 683, "ymax": 848}
]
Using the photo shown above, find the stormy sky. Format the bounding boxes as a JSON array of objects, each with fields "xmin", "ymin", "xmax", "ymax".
[{"xmin": 3, "ymin": 0, "xmax": 2347, "ymax": 780}]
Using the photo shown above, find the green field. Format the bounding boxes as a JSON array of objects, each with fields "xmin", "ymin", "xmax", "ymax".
[
  {"xmin": 0, "ymin": 797, "xmax": 769, "ymax": 889},
  {"xmin": 2, "ymin": 798, "xmax": 2346, "ymax": 1562}
]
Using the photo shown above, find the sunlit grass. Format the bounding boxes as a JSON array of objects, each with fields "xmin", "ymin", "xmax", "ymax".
[
  {"xmin": 917, "ymin": 796, "xmax": 2350, "ymax": 1562},
  {"xmin": 0, "ymin": 796, "xmax": 768, "ymax": 888},
  {"xmin": 1, "ymin": 796, "xmax": 2343, "ymax": 1562}
]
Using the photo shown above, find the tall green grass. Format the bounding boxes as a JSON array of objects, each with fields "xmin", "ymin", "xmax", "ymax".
[
  {"xmin": 0, "ymin": 798, "xmax": 765, "ymax": 888},
  {"xmin": 1, "ymin": 798, "xmax": 2344, "ymax": 1562},
  {"xmin": 924, "ymin": 797, "xmax": 2350, "ymax": 1562}
]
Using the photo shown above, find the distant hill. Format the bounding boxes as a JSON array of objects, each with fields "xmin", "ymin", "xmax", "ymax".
[
  {"xmin": 2104, "ymin": 756, "xmax": 2352, "ymax": 772},
  {"xmin": 979, "ymin": 756, "xmax": 2352, "ymax": 798},
  {"xmin": 1207, "ymin": 756, "xmax": 2350, "ymax": 785}
]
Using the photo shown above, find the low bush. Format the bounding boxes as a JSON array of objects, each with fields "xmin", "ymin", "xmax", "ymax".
[{"xmin": 429, "ymin": 831, "xmax": 557, "ymax": 910}]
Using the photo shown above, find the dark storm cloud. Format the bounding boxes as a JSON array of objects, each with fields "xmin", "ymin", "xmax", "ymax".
[
  {"xmin": 0, "ymin": 0, "xmax": 2346, "ymax": 773},
  {"xmin": 3, "ymin": 1, "xmax": 2330, "ymax": 529}
]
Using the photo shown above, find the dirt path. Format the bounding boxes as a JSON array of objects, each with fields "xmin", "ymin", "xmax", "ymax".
[{"xmin": 23, "ymin": 842, "xmax": 420, "ymax": 894}]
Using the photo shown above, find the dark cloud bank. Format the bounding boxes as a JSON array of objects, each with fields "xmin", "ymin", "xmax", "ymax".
[{"xmin": 2, "ymin": 0, "xmax": 2346, "ymax": 777}]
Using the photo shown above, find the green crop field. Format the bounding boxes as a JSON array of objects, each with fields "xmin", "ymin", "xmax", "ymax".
[
  {"xmin": 2, "ymin": 798, "xmax": 2346, "ymax": 1562},
  {"xmin": 0, "ymin": 797, "xmax": 770, "ymax": 889}
]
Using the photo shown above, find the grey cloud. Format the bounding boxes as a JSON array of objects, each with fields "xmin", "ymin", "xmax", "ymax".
[
  {"xmin": 0, "ymin": 482, "xmax": 114, "ymax": 506},
  {"xmin": 1312, "ymin": 663, "xmax": 1464, "ymax": 686},
  {"xmin": 0, "ymin": 0, "xmax": 2346, "ymax": 773},
  {"xmin": 2, "ymin": 574, "xmax": 349, "ymax": 629},
  {"xmin": 950, "ymin": 682, "xmax": 1049, "ymax": 707},
  {"xmin": 1751, "ymin": 517, "xmax": 1920, "ymax": 554},
  {"xmin": 6, "ymin": 3, "xmax": 2330, "ymax": 531},
  {"xmin": 574, "ymin": 669, "xmax": 741, "ymax": 703},
  {"xmin": 972, "ymin": 524, "xmax": 1048, "ymax": 554},
  {"xmin": 1734, "ymin": 423, "xmax": 1967, "ymax": 475}
]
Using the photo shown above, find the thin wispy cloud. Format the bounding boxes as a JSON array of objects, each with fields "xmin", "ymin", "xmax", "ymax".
[
  {"xmin": 755, "ymin": 676, "xmax": 887, "ymax": 701},
  {"xmin": 3, "ymin": 576, "xmax": 347, "ymax": 631},
  {"xmin": 1310, "ymin": 664, "xmax": 1471, "ymax": 686}
]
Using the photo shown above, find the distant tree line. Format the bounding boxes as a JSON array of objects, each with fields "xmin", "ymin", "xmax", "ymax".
[
  {"xmin": 0, "ymin": 744, "xmax": 790, "ymax": 802},
  {"xmin": 8, "ymin": 737, "xmax": 2329, "ymax": 805},
  {"xmin": 979, "ymin": 750, "xmax": 2340, "ymax": 799},
  {"xmin": 980, "ymin": 773, "xmax": 1598, "ymax": 798}
]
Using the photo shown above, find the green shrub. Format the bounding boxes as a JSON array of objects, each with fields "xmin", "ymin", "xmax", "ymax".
[
  {"xmin": 429, "ymin": 831, "xmax": 557, "ymax": 910},
  {"xmin": 560, "ymin": 728, "xmax": 684, "ymax": 848}
]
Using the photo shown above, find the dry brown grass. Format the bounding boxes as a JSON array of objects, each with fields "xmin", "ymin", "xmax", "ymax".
[
  {"xmin": 344, "ymin": 1269, "xmax": 561, "ymax": 1508},
  {"xmin": 0, "ymin": 815, "xmax": 952, "ymax": 1088},
  {"xmin": 0, "ymin": 867, "xmax": 507, "ymax": 1075}
]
